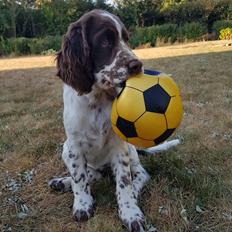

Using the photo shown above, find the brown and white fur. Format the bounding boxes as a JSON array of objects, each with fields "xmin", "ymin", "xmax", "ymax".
[{"xmin": 49, "ymin": 10, "xmax": 179, "ymax": 232}]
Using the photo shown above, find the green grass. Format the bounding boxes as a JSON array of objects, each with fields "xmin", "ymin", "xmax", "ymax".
[{"xmin": 0, "ymin": 41, "xmax": 232, "ymax": 231}]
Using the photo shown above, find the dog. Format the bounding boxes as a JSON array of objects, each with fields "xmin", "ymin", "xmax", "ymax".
[{"xmin": 49, "ymin": 9, "xmax": 179, "ymax": 232}]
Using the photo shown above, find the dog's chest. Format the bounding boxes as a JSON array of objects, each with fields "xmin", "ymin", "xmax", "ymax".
[
  {"xmin": 82, "ymin": 102, "xmax": 115, "ymax": 166},
  {"xmin": 87, "ymin": 105, "xmax": 111, "ymax": 141},
  {"xmin": 63, "ymin": 85, "xmax": 116, "ymax": 167},
  {"xmin": 75, "ymin": 90, "xmax": 112, "ymax": 144}
]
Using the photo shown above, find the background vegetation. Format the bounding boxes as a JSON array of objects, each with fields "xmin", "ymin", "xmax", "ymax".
[{"xmin": 0, "ymin": 0, "xmax": 232, "ymax": 55}]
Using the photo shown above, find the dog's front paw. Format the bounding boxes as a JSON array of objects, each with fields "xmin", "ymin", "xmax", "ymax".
[
  {"xmin": 130, "ymin": 220, "xmax": 145, "ymax": 232},
  {"xmin": 73, "ymin": 206, "xmax": 94, "ymax": 222},
  {"xmin": 48, "ymin": 177, "xmax": 71, "ymax": 193},
  {"xmin": 73, "ymin": 194, "xmax": 94, "ymax": 222},
  {"xmin": 120, "ymin": 204, "xmax": 145, "ymax": 232}
]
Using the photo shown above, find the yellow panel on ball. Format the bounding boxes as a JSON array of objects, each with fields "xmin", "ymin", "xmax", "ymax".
[
  {"xmin": 135, "ymin": 112, "xmax": 167, "ymax": 140},
  {"xmin": 126, "ymin": 73, "xmax": 159, "ymax": 91},
  {"xmin": 158, "ymin": 75, "xmax": 180, "ymax": 97},
  {"xmin": 111, "ymin": 100, "xmax": 118, "ymax": 126},
  {"xmin": 127, "ymin": 137, "xmax": 155, "ymax": 148},
  {"xmin": 117, "ymin": 87, "xmax": 145, "ymax": 122},
  {"xmin": 165, "ymin": 96, "xmax": 183, "ymax": 129},
  {"xmin": 111, "ymin": 124, "xmax": 127, "ymax": 141}
]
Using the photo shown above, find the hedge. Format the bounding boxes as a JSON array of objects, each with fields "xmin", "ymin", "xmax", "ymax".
[
  {"xmin": 0, "ymin": 36, "xmax": 62, "ymax": 56},
  {"xmin": 129, "ymin": 22, "xmax": 207, "ymax": 48},
  {"xmin": 1, "ymin": 20, "xmax": 231, "ymax": 56}
]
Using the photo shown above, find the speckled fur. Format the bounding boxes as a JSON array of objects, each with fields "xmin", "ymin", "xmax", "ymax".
[{"xmin": 49, "ymin": 10, "xmax": 149, "ymax": 232}]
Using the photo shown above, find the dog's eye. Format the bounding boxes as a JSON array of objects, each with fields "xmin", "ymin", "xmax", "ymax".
[{"xmin": 101, "ymin": 38, "xmax": 112, "ymax": 48}]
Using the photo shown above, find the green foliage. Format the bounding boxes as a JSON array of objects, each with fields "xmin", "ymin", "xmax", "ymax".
[
  {"xmin": 0, "ymin": 0, "xmax": 232, "ymax": 56},
  {"xmin": 0, "ymin": 2, "xmax": 12, "ymax": 37},
  {"xmin": 207, "ymin": 0, "xmax": 232, "ymax": 32},
  {"xmin": 219, "ymin": 27, "xmax": 232, "ymax": 40},
  {"xmin": 1, "ymin": 0, "xmax": 232, "ymax": 40},
  {"xmin": 7, "ymin": 37, "xmax": 31, "ymax": 56},
  {"xmin": 0, "ymin": 36, "xmax": 11, "ymax": 56},
  {"xmin": 41, "ymin": 49, "xmax": 57, "ymax": 55},
  {"xmin": 115, "ymin": 0, "xmax": 163, "ymax": 28},
  {"xmin": 162, "ymin": 1, "xmax": 207, "ymax": 25},
  {"xmin": 1, "ymin": 36, "xmax": 61, "ymax": 56},
  {"xmin": 212, "ymin": 0, "xmax": 232, "ymax": 20},
  {"xmin": 141, "ymin": 151, "xmax": 228, "ymax": 204},
  {"xmin": 115, "ymin": 2, "xmax": 138, "ymax": 28},
  {"xmin": 129, "ymin": 22, "xmax": 207, "ymax": 48},
  {"xmin": 212, "ymin": 20, "xmax": 232, "ymax": 37},
  {"xmin": 178, "ymin": 22, "xmax": 207, "ymax": 40},
  {"xmin": 28, "ymin": 36, "xmax": 62, "ymax": 54},
  {"xmin": 156, "ymin": 23, "xmax": 179, "ymax": 42},
  {"xmin": 129, "ymin": 24, "xmax": 182, "ymax": 48}
]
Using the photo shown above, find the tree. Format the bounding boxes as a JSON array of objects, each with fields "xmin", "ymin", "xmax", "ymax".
[
  {"xmin": 95, "ymin": 0, "xmax": 113, "ymax": 11},
  {"xmin": 1, "ymin": 0, "xmax": 18, "ymax": 38},
  {"xmin": 0, "ymin": 1, "xmax": 11, "ymax": 37},
  {"xmin": 114, "ymin": 0, "xmax": 163, "ymax": 28},
  {"xmin": 203, "ymin": 0, "xmax": 232, "ymax": 32},
  {"xmin": 162, "ymin": 1, "xmax": 207, "ymax": 25}
]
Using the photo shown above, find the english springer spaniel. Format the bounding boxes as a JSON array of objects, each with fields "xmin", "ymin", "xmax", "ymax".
[{"xmin": 49, "ymin": 9, "xmax": 178, "ymax": 232}]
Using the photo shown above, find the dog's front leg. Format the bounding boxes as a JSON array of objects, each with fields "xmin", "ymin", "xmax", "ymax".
[
  {"xmin": 111, "ymin": 149, "xmax": 145, "ymax": 232},
  {"xmin": 128, "ymin": 145, "xmax": 150, "ymax": 199},
  {"xmin": 62, "ymin": 140, "xmax": 94, "ymax": 222}
]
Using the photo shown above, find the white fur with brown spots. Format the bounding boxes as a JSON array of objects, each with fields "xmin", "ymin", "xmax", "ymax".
[{"xmin": 50, "ymin": 9, "xmax": 179, "ymax": 232}]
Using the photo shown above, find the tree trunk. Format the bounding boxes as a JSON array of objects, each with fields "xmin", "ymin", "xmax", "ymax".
[{"xmin": 9, "ymin": 0, "xmax": 16, "ymax": 38}]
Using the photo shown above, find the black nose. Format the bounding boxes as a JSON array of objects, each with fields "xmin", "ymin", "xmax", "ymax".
[{"xmin": 128, "ymin": 59, "xmax": 143, "ymax": 75}]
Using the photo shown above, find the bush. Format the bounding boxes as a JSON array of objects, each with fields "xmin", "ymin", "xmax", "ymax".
[
  {"xmin": 29, "ymin": 36, "xmax": 61, "ymax": 54},
  {"xmin": 7, "ymin": 37, "xmax": 31, "ymax": 56},
  {"xmin": 178, "ymin": 22, "xmax": 207, "ymax": 41},
  {"xmin": 162, "ymin": 1, "xmax": 206, "ymax": 25},
  {"xmin": 45, "ymin": 36, "xmax": 62, "ymax": 51},
  {"xmin": 156, "ymin": 24, "xmax": 179, "ymax": 43},
  {"xmin": 213, "ymin": 20, "xmax": 232, "ymax": 38},
  {"xmin": 219, "ymin": 27, "xmax": 232, "ymax": 40},
  {"xmin": 129, "ymin": 22, "xmax": 207, "ymax": 48},
  {"xmin": 41, "ymin": 49, "xmax": 57, "ymax": 55},
  {"xmin": 0, "ymin": 36, "xmax": 62, "ymax": 56},
  {"xmin": 129, "ymin": 27, "xmax": 146, "ymax": 48},
  {"xmin": 129, "ymin": 24, "xmax": 178, "ymax": 48},
  {"xmin": 0, "ymin": 36, "xmax": 10, "ymax": 56}
]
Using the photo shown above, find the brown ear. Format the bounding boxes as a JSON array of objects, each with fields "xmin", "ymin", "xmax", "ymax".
[{"xmin": 56, "ymin": 22, "xmax": 94, "ymax": 95}]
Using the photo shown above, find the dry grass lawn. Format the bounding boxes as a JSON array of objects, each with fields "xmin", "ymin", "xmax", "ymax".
[{"xmin": 0, "ymin": 40, "xmax": 232, "ymax": 232}]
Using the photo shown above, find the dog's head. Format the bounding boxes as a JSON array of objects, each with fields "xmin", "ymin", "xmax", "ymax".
[{"xmin": 57, "ymin": 9, "xmax": 142, "ymax": 95}]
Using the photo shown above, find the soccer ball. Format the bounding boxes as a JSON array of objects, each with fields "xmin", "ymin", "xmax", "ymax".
[{"xmin": 111, "ymin": 70, "xmax": 183, "ymax": 148}]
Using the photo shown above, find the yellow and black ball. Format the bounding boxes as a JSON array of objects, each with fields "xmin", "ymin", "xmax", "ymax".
[{"xmin": 111, "ymin": 70, "xmax": 183, "ymax": 148}]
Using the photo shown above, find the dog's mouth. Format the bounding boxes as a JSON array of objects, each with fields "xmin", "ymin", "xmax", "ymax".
[
  {"xmin": 99, "ymin": 75, "xmax": 127, "ymax": 89},
  {"xmin": 115, "ymin": 80, "xmax": 126, "ymax": 88},
  {"xmin": 112, "ymin": 71, "xmax": 129, "ymax": 87},
  {"xmin": 112, "ymin": 80, "xmax": 125, "ymax": 98},
  {"xmin": 101, "ymin": 80, "xmax": 126, "ymax": 99}
]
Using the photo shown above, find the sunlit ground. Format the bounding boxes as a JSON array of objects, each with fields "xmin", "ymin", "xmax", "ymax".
[{"xmin": 0, "ymin": 40, "xmax": 232, "ymax": 231}]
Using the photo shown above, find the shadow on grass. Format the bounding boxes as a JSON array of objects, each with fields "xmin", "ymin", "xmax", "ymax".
[{"xmin": 0, "ymin": 66, "xmax": 56, "ymax": 79}]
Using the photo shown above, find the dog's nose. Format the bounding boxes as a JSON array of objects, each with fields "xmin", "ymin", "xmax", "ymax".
[{"xmin": 128, "ymin": 59, "xmax": 143, "ymax": 75}]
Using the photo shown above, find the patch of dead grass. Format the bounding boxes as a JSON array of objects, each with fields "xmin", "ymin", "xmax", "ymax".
[{"xmin": 0, "ymin": 55, "xmax": 55, "ymax": 71}]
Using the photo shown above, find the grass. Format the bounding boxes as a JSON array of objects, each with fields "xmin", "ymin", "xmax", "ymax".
[{"xmin": 0, "ymin": 40, "xmax": 232, "ymax": 231}]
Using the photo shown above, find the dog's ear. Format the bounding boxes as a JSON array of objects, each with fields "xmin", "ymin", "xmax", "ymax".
[{"xmin": 56, "ymin": 21, "xmax": 94, "ymax": 95}]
